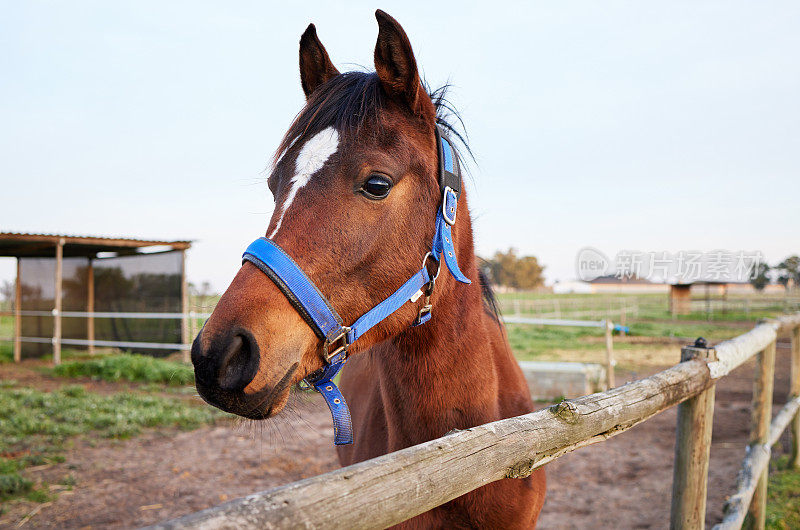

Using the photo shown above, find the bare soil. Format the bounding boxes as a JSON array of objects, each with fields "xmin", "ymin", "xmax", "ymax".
[{"xmin": 0, "ymin": 343, "xmax": 794, "ymax": 529}]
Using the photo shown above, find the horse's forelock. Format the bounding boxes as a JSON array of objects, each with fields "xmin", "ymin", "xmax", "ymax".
[{"xmin": 273, "ymin": 72, "xmax": 470, "ymax": 167}]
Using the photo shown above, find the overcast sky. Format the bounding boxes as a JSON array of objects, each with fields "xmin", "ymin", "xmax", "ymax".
[{"xmin": 2, "ymin": 1, "xmax": 798, "ymax": 292}]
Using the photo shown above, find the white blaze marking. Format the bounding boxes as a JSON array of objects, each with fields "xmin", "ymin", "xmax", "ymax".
[{"xmin": 268, "ymin": 127, "xmax": 339, "ymax": 239}]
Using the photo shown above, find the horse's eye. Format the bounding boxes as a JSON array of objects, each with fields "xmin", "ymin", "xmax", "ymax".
[{"xmin": 360, "ymin": 175, "xmax": 393, "ymax": 199}]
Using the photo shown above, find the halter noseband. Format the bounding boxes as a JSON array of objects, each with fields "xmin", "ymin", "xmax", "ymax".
[{"xmin": 241, "ymin": 125, "xmax": 470, "ymax": 445}]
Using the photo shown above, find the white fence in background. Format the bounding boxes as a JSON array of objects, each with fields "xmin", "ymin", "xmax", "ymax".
[
  {"xmin": 0, "ymin": 310, "xmax": 212, "ymax": 358},
  {"xmin": 499, "ymin": 296, "xmax": 643, "ymax": 322}
]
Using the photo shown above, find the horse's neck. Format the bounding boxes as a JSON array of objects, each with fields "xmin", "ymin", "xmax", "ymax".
[{"xmin": 373, "ymin": 257, "xmax": 508, "ymax": 447}]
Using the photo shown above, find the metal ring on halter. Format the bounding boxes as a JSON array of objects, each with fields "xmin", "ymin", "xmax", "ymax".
[{"xmin": 421, "ymin": 251, "xmax": 442, "ymax": 283}]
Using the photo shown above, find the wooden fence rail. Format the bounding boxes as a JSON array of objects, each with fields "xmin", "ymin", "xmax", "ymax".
[{"xmin": 150, "ymin": 313, "xmax": 800, "ymax": 530}]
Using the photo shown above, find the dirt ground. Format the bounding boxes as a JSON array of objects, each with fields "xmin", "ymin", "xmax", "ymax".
[{"xmin": 0, "ymin": 342, "xmax": 794, "ymax": 529}]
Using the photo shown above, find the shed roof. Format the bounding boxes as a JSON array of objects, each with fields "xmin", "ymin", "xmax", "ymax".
[{"xmin": 0, "ymin": 232, "xmax": 191, "ymax": 258}]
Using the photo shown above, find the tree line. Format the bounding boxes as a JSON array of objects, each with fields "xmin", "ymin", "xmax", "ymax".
[
  {"xmin": 480, "ymin": 248, "xmax": 546, "ymax": 290},
  {"xmin": 751, "ymin": 255, "xmax": 800, "ymax": 290}
]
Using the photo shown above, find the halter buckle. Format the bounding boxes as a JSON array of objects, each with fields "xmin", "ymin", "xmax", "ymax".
[
  {"xmin": 414, "ymin": 299, "xmax": 433, "ymax": 326},
  {"xmin": 322, "ymin": 327, "xmax": 351, "ymax": 364},
  {"xmin": 413, "ymin": 262, "xmax": 437, "ymax": 327},
  {"xmin": 442, "ymin": 186, "xmax": 458, "ymax": 226}
]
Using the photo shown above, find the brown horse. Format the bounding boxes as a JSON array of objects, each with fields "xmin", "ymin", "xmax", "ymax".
[{"xmin": 192, "ymin": 10, "xmax": 545, "ymax": 528}]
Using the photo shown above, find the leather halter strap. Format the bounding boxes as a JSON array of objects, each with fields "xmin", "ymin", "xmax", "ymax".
[{"xmin": 241, "ymin": 125, "xmax": 470, "ymax": 445}]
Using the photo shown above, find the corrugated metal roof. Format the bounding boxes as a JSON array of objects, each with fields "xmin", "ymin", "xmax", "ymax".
[{"xmin": 0, "ymin": 232, "xmax": 192, "ymax": 258}]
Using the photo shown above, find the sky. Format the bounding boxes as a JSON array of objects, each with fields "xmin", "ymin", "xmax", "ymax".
[{"xmin": 2, "ymin": 1, "xmax": 799, "ymax": 292}]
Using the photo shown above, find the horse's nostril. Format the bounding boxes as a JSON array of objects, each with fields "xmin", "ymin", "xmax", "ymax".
[{"xmin": 217, "ymin": 333, "xmax": 259, "ymax": 391}]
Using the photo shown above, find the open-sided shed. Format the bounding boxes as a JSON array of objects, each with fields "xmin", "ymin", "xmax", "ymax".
[{"xmin": 0, "ymin": 232, "xmax": 191, "ymax": 364}]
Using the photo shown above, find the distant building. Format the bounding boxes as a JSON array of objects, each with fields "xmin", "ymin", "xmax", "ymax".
[
  {"xmin": 669, "ymin": 280, "xmax": 787, "ymax": 315},
  {"xmin": 551, "ymin": 280, "xmax": 593, "ymax": 294},
  {"xmin": 586, "ymin": 275, "xmax": 669, "ymax": 294},
  {"xmin": 551, "ymin": 276, "xmax": 668, "ymax": 294}
]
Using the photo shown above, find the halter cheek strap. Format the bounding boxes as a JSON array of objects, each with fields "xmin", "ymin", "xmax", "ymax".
[{"xmin": 241, "ymin": 126, "xmax": 470, "ymax": 446}]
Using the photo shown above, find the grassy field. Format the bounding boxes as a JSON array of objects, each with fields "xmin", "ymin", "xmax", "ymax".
[
  {"xmin": 0, "ymin": 316, "xmax": 11, "ymax": 363},
  {"xmin": 766, "ymin": 456, "xmax": 800, "ymax": 529},
  {"xmin": 505, "ymin": 319, "xmax": 746, "ymax": 370},
  {"xmin": 1, "ymin": 292, "xmax": 797, "ymax": 522},
  {"xmin": 495, "ymin": 291, "xmax": 797, "ymax": 322},
  {"xmin": 0, "ymin": 356, "xmax": 229, "ymax": 507}
]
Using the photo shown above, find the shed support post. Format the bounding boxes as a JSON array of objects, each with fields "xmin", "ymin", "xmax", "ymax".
[
  {"xmin": 747, "ymin": 339, "xmax": 776, "ymax": 530},
  {"xmin": 790, "ymin": 326, "xmax": 800, "ymax": 470},
  {"xmin": 87, "ymin": 259, "xmax": 95, "ymax": 355},
  {"xmin": 181, "ymin": 249, "xmax": 190, "ymax": 363},
  {"xmin": 53, "ymin": 238, "xmax": 64, "ymax": 365},
  {"xmin": 670, "ymin": 344, "xmax": 717, "ymax": 530},
  {"xmin": 604, "ymin": 320, "xmax": 615, "ymax": 389},
  {"xmin": 14, "ymin": 258, "xmax": 21, "ymax": 363}
]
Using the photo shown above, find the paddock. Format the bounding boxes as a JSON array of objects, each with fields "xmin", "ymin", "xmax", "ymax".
[{"xmin": 150, "ymin": 313, "xmax": 800, "ymax": 529}]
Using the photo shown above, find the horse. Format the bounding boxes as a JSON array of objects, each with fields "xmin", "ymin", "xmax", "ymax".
[{"xmin": 191, "ymin": 10, "xmax": 546, "ymax": 528}]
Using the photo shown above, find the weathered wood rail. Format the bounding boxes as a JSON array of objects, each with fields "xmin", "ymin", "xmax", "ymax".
[{"xmin": 150, "ymin": 313, "xmax": 800, "ymax": 530}]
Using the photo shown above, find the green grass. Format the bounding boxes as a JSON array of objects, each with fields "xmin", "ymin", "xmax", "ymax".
[
  {"xmin": 0, "ymin": 315, "xmax": 12, "ymax": 337},
  {"xmin": 0, "ymin": 343, "xmax": 11, "ymax": 364},
  {"xmin": 625, "ymin": 321, "xmax": 742, "ymax": 340},
  {"xmin": 53, "ymin": 353, "xmax": 194, "ymax": 386},
  {"xmin": 0, "ymin": 315, "xmax": 12, "ymax": 363},
  {"xmin": 0, "ymin": 380, "xmax": 226, "ymax": 503},
  {"xmin": 0, "ymin": 383, "xmax": 219, "ymax": 446},
  {"xmin": 506, "ymin": 324, "xmax": 605, "ymax": 360},
  {"xmin": 495, "ymin": 292, "xmax": 796, "ymax": 322},
  {"xmin": 505, "ymin": 320, "xmax": 740, "ymax": 361},
  {"xmin": 766, "ymin": 456, "xmax": 800, "ymax": 529}
]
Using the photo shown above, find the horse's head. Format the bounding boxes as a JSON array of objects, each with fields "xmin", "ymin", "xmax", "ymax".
[{"xmin": 192, "ymin": 11, "xmax": 470, "ymax": 420}]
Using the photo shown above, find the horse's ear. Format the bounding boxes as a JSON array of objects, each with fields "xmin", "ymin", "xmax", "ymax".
[
  {"xmin": 299, "ymin": 24, "xmax": 339, "ymax": 99},
  {"xmin": 374, "ymin": 10, "xmax": 423, "ymax": 111}
]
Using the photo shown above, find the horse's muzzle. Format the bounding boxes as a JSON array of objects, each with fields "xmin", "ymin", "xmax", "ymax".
[{"xmin": 191, "ymin": 328, "xmax": 297, "ymax": 419}]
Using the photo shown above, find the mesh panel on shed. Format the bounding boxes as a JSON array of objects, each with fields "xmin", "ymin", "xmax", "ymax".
[
  {"xmin": 20, "ymin": 257, "xmax": 89, "ymax": 358},
  {"xmin": 19, "ymin": 251, "xmax": 183, "ymax": 358},
  {"xmin": 94, "ymin": 251, "xmax": 183, "ymax": 356}
]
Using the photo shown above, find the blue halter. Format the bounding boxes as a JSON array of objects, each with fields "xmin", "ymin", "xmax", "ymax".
[{"xmin": 242, "ymin": 126, "xmax": 470, "ymax": 445}]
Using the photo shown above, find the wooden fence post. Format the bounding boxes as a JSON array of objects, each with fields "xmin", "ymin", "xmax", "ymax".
[
  {"xmin": 790, "ymin": 326, "xmax": 800, "ymax": 470},
  {"xmin": 670, "ymin": 342, "xmax": 717, "ymax": 530},
  {"xmin": 14, "ymin": 258, "xmax": 21, "ymax": 363},
  {"xmin": 87, "ymin": 259, "xmax": 95, "ymax": 355},
  {"xmin": 747, "ymin": 339, "xmax": 776, "ymax": 529},
  {"xmin": 181, "ymin": 249, "xmax": 190, "ymax": 363},
  {"xmin": 53, "ymin": 238, "xmax": 64, "ymax": 365},
  {"xmin": 605, "ymin": 320, "xmax": 615, "ymax": 389}
]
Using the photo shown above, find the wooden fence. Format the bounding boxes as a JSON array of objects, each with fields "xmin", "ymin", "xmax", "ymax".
[
  {"xmin": 0, "ymin": 310, "xmax": 213, "ymax": 364},
  {"xmin": 150, "ymin": 313, "xmax": 800, "ymax": 530}
]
